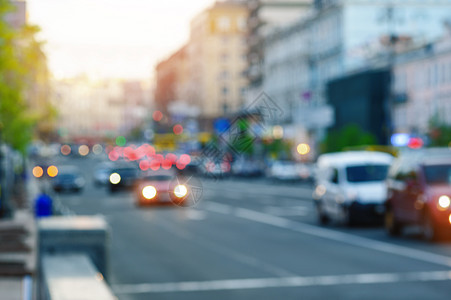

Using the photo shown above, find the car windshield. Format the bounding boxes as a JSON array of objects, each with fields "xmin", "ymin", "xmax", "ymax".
[
  {"xmin": 58, "ymin": 173, "xmax": 76, "ymax": 179},
  {"xmin": 424, "ymin": 164, "xmax": 451, "ymax": 185},
  {"xmin": 115, "ymin": 168, "xmax": 137, "ymax": 177},
  {"xmin": 144, "ymin": 175, "xmax": 173, "ymax": 181},
  {"xmin": 346, "ymin": 165, "xmax": 389, "ymax": 182}
]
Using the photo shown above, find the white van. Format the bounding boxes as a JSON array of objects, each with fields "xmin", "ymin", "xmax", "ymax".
[{"xmin": 313, "ymin": 151, "xmax": 394, "ymax": 225}]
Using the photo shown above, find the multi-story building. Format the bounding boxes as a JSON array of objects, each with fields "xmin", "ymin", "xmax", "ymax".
[
  {"xmin": 262, "ymin": 0, "xmax": 451, "ymax": 143},
  {"xmin": 392, "ymin": 24, "xmax": 451, "ymax": 135},
  {"xmin": 311, "ymin": 0, "xmax": 451, "ymax": 104},
  {"xmin": 122, "ymin": 80, "xmax": 152, "ymax": 134},
  {"xmin": 52, "ymin": 77, "xmax": 131, "ymax": 140},
  {"xmin": 187, "ymin": 0, "xmax": 249, "ymax": 120},
  {"xmin": 154, "ymin": 45, "xmax": 189, "ymax": 113},
  {"xmin": 246, "ymin": 0, "xmax": 312, "ymax": 102}
]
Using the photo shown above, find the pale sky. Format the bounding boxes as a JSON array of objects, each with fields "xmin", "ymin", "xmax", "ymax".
[{"xmin": 27, "ymin": 0, "xmax": 214, "ymax": 80}]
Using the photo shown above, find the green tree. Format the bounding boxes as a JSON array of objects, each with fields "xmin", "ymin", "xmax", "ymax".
[
  {"xmin": 0, "ymin": 1, "xmax": 52, "ymax": 152},
  {"xmin": 428, "ymin": 116, "xmax": 451, "ymax": 147},
  {"xmin": 321, "ymin": 124, "xmax": 377, "ymax": 153}
]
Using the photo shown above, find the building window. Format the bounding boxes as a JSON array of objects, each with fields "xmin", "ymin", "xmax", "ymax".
[
  {"xmin": 237, "ymin": 17, "xmax": 246, "ymax": 31},
  {"xmin": 221, "ymin": 53, "xmax": 228, "ymax": 63},
  {"xmin": 221, "ymin": 36, "xmax": 229, "ymax": 45},
  {"xmin": 240, "ymin": 87, "xmax": 246, "ymax": 97},
  {"xmin": 221, "ymin": 86, "xmax": 229, "ymax": 96},
  {"xmin": 219, "ymin": 70, "xmax": 229, "ymax": 80},
  {"xmin": 217, "ymin": 17, "xmax": 230, "ymax": 31}
]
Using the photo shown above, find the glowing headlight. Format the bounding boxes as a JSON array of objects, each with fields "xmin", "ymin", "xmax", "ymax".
[
  {"xmin": 438, "ymin": 195, "xmax": 451, "ymax": 209},
  {"xmin": 174, "ymin": 184, "xmax": 188, "ymax": 198},
  {"xmin": 109, "ymin": 173, "xmax": 121, "ymax": 184},
  {"xmin": 142, "ymin": 186, "xmax": 157, "ymax": 199}
]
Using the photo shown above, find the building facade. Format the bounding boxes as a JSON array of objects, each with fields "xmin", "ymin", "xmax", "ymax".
[
  {"xmin": 52, "ymin": 77, "xmax": 151, "ymax": 140},
  {"xmin": 187, "ymin": 1, "xmax": 249, "ymax": 118},
  {"xmin": 392, "ymin": 24, "xmax": 451, "ymax": 135},
  {"xmin": 262, "ymin": 0, "xmax": 451, "ymax": 138},
  {"xmin": 246, "ymin": 0, "xmax": 312, "ymax": 102}
]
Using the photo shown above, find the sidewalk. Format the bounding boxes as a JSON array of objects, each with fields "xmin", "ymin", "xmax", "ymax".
[{"xmin": 0, "ymin": 175, "xmax": 38, "ymax": 299}]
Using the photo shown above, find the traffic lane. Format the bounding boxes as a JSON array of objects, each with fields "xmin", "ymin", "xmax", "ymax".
[
  {"xmin": 52, "ymin": 168, "xmax": 451, "ymax": 299},
  {"xmin": 56, "ymin": 167, "xmax": 451, "ymax": 274},
  {"xmin": 117, "ymin": 280, "xmax": 451, "ymax": 300},
  {"xmin": 108, "ymin": 201, "xmax": 451, "ymax": 300},
  {"xmin": 202, "ymin": 179, "xmax": 451, "ymax": 259},
  {"xmin": 101, "ymin": 196, "xmax": 451, "ymax": 295}
]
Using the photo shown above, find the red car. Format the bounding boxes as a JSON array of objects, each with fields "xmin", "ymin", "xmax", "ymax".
[
  {"xmin": 135, "ymin": 169, "xmax": 188, "ymax": 206},
  {"xmin": 385, "ymin": 149, "xmax": 451, "ymax": 241}
]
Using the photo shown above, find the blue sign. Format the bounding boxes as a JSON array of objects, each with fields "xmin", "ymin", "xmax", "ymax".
[{"xmin": 214, "ymin": 118, "xmax": 230, "ymax": 134}]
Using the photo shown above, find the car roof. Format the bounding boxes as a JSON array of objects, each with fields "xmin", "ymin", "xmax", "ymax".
[{"xmin": 317, "ymin": 151, "xmax": 394, "ymax": 168}]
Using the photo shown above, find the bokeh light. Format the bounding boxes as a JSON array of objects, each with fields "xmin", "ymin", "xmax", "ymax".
[
  {"xmin": 273, "ymin": 125, "xmax": 284, "ymax": 139},
  {"xmin": 176, "ymin": 161, "xmax": 186, "ymax": 170},
  {"xmin": 109, "ymin": 173, "xmax": 121, "ymax": 184},
  {"xmin": 297, "ymin": 143, "xmax": 310, "ymax": 155},
  {"xmin": 61, "ymin": 144, "xmax": 71, "ymax": 155},
  {"xmin": 92, "ymin": 144, "xmax": 103, "ymax": 155},
  {"xmin": 408, "ymin": 137, "xmax": 423, "ymax": 149},
  {"xmin": 47, "ymin": 165, "xmax": 58, "ymax": 177},
  {"xmin": 32, "ymin": 166, "xmax": 44, "ymax": 178},
  {"xmin": 139, "ymin": 160, "xmax": 150, "ymax": 171},
  {"xmin": 179, "ymin": 154, "xmax": 191, "ymax": 165},
  {"xmin": 152, "ymin": 110, "xmax": 163, "ymax": 122},
  {"xmin": 173, "ymin": 124, "xmax": 183, "ymax": 135},
  {"xmin": 166, "ymin": 153, "xmax": 177, "ymax": 163},
  {"xmin": 78, "ymin": 145, "xmax": 90, "ymax": 156},
  {"xmin": 108, "ymin": 150, "xmax": 119, "ymax": 161},
  {"xmin": 150, "ymin": 159, "xmax": 160, "ymax": 171},
  {"xmin": 116, "ymin": 136, "xmax": 126, "ymax": 147},
  {"xmin": 162, "ymin": 159, "xmax": 172, "ymax": 170}
]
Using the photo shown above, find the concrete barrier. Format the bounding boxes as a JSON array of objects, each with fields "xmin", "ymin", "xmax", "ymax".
[
  {"xmin": 38, "ymin": 215, "xmax": 110, "ymax": 279},
  {"xmin": 42, "ymin": 254, "xmax": 116, "ymax": 300},
  {"xmin": 38, "ymin": 216, "xmax": 113, "ymax": 299}
]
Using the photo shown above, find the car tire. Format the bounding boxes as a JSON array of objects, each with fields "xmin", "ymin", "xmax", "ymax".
[
  {"xmin": 345, "ymin": 207, "xmax": 357, "ymax": 227},
  {"xmin": 422, "ymin": 212, "xmax": 441, "ymax": 242},
  {"xmin": 316, "ymin": 202, "xmax": 329, "ymax": 225},
  {"xmin": 109, "ymin": 186, "xmax": 118, "ymax": 193},
  {"xmin": 385, "ymin": 206, "xmax": 402, "ymax": 236}
]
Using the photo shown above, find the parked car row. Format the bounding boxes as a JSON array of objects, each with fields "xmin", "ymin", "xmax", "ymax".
[
  {"xmin": 313, "ymin": 148, "xmax": 451, "ymax": 241},
  {"xmin": 196, "ymin": 157, "xmax": 314, "ymax": 182}
]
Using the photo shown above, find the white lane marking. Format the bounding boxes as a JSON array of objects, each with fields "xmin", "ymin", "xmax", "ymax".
[
  {"xmin": 203, "ymin": 202, "xmax": 233, "ymax": 214},
  {"xmin": 264, "ymin": 206, "xmax": 310, "ymax": 216},
  {"xmin": 204, "ymin": 203, "xmax": 451, "ymax": 268},
  {"xmin": 141, "ymin": 210, "xmax": 296, "ymax": 277},
  {"xmin": 204, "ymin": 186, "xmax": 313, "ymax": 200},
  {"xmin": 112, "ymin": 270, "xmax": 451, "ymax": 294},
  {"xmin": 183, "ymin": 209, "xmax": 206, "ymax": 220}
]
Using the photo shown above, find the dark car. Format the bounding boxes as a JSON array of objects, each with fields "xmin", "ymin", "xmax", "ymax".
[
  {"xmin": 385, "ymin": 149, "xmax": 451, "ymax": 241},
  {"xmin": 52, "ymin": 166, "xmax": 85, "ymax": 193},
  {"xmin": 108, "ymin": 164, "xmax": 139, "ymax": 193},
  {"xmin": 93, "ymin": 161, "xmax": 114, "ymax": 187},
  {"xmin": 135, "ymin": 169, "xmax": 188, "ymax": 206}
]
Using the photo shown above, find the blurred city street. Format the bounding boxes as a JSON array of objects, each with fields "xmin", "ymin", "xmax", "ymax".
[
  {"xmin": 2, "ymin": 0, "xmax": 451, "ymax": 299},
  {"xmin": 43, "ymin": 154, "xmax": 451, "ymax": 300}
]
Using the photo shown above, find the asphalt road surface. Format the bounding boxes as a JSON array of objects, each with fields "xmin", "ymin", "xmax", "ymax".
[{"xmin": 43, "ymin": 155, "xmax": 451, "ymax": 300}]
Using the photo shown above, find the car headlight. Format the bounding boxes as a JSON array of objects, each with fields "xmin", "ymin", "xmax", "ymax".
[
  {"xmin": 346, "ymin": 190, "xmax": 358, "ymax": 202},
  {"xmin": 109, "ymin": 173, "xmax": 121, "ymax": 184},
  {"xmin": 438, "ymin": 195, "xmax": 451, "ymax": 209},
  {"xmin": 174, "ymin": 184, "xmax": 188, "ymax": 198},
  {"xmin": 142, "ymin": 186, "xmax": 157, "ymax": 199}
]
